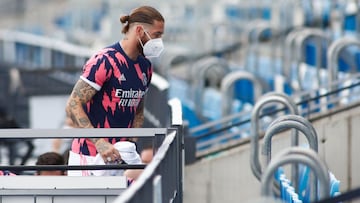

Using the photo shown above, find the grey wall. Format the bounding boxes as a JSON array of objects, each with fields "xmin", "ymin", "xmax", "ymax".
[{"xmin": 184, "ymin": 102, "xmax": 360, "ymax": 203}]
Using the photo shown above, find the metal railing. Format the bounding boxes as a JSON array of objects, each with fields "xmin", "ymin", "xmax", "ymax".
[
  {"xmin": 0, "ymin": 128, "xmax": 183, "ymax": 203},
  {"xmin": 261, "ymin": 147, "xmax": 330, "ymax": 202},
  {"xmin": 0, "ymin": 29, "xmax": 92, "ymax": 69},
  {"xmin": 250, "ymin": 92, "xmax": 299, "ymax": 181},
  {"xmin": 262, "ymin": 114, "xmax": 319, "ymax": 193},
  {"xmin": 0, "ymin": 98, "xmax": 184, "ymax": 203},
  {"xmin": 114, "ymin": 98, "xmax": 184, "ymax": 203}
]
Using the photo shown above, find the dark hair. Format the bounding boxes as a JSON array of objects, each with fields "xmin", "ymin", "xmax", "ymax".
[
  {"xmin": 36, "ymin": 152, "xmax": 65, "ymax": 171},
  {"xmin": 120, "ymin": 6, "xmax": 164, "ymax": 34}
]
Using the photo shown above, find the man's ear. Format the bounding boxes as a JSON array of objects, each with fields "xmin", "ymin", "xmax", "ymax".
[{"xmin": 135, "ymin": 25, "xmax": 144, "ymax": 38}]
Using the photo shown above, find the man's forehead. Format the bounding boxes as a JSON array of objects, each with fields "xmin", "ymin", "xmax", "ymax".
[{"xmin": 150, "ymin": 21, "xmax": 164, "ymax": 33}]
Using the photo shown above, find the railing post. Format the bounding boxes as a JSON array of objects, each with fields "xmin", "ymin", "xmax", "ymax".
[
  {"xmin": 153, "ymin": 133, "xmax": 166, "ymax": 154},
  {"xmin": 168, "ymin": 98, "xmax": 184, "ymax": 203},
  {"xmin": 183, "ymin": 122, "xmax": 196, "ymax": 165},
  {"xmin": 167, "ymin": 125, "xmax": 184, "ymax": 203}
]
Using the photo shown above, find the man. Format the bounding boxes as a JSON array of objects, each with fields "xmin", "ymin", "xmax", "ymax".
[
  {"xmin": 36, "ymin": 152, "xmax": 66, "ymax": 176},
  {"xmin": 65, "ymin": 6, "xmax": 165, "ymax": 175},
  {"xmin": 140, "ymin": 143, "xmax": 154, "ymax": 164}
]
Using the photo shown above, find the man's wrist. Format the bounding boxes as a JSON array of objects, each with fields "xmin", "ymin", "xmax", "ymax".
[
  {"xmin": 90, "ymin": 138, "xmax": 102, "ymax": 145},
  {"xmin": 93, "ymin": 138, "xmax": 109, "ymax": 154}
]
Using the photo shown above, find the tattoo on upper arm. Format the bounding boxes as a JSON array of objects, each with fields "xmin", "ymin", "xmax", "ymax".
[
  {"xmin": 72, "ymin": 80, "xmax": 97, "ymax": 103},
  {"xmin": 67, "ymin": 79, "xmax": 97, "ymax": 128}
]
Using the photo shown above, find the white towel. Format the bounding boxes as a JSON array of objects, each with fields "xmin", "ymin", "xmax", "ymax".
[
  {"xmin": 67, "ymin": 141, "xmax": 141, "ymax": 176},
  {"xmin": 92, "ymin": 141, "xmax": 142, "ymax": 176}
]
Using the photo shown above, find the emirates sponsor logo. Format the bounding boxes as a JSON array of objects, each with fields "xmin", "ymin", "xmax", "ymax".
[{"xmin": 115, "ymin": 88, "xmax": 146, "ymax": 107}]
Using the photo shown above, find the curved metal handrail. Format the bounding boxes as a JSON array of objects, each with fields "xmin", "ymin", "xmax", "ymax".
[
  {"xmin": 261, "ymin": 147, "xmax": 330, "ymax": 202},
  {"xmin": 263, "ymin": 116, "xmax": 318, "ymax": 191},
  {"xmin": 266, "ymin": 114, "xmax": 318, "ymax": 152},
  {"xmin": 294, "ymin": 28, "xmax": 329, "ymax": 90},
  {"xmin": 263, "ymin": 115, "xmax": 318, "ymax": 163},
  {"xmin": 190, "ymin": 56, "xmax": 230, "ymax": 84},
  {"xmin": 220, "ymin": 70, "xmax": 263, "ymax": 116},
  {"xmin": 283, "ymin": 27, "xmax": 307, "ymax": 79},
  {"xmin": 271, "ymin": 147, "xmax": 328, "ymax": 201},
  {"xmin": 244, "ymin": 21, "xmax": 272, "ymax": 74},
  {"xmin": 327, "ymin": 37, "xmax": 360, "ymax": 89},
  {"xmin": 190, "ymin": 57, "xmax": 231, "ymax": 119},
  {"xmin": 250, "ymin": 92, "xmax": 299, "ymax": 181}
]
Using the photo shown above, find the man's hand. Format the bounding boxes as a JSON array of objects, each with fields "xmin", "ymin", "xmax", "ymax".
[{"xmin": 94, "ymin": 139, "xmax": 121, "ymax": 163}]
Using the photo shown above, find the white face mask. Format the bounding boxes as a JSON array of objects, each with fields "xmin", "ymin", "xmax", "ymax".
[{"xmin": 139, "ymin": 28, "xmax": 164, "ymax": 58}]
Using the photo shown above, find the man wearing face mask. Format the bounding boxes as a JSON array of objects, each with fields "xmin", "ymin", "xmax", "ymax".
[{"xmin": 65, "ymin": 6, "xmax": 164, "ymax": 176}]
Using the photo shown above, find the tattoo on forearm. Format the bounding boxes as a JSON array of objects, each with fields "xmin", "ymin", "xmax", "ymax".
[
  {"xmin": 132, "ymin": 99, "xmax": 144, "ymax": 128},
  {"xmin": 133, "ymin": 114, "xmax": 144, "ymax": 128},
  {"xmin": 70, "ymin": 113, "xmax": 80, "ymax": 126},
  {"xmin": 79, "ymin": 117, "xmax": 91, "ymax": 127}
]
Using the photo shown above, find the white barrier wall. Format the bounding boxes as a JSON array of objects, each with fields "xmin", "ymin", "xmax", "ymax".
[
  {"xmin": 0, "ymin": 176, "xmax": 126, "ymax": 203},
  {"xmin": 184, "ymin": 102, "xmax": 360, "ymax": 203}
]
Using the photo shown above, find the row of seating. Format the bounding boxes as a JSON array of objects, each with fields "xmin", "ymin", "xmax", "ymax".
[{"xmin": 168, "ymin": 5, "xmax": 360, "ymax": 152}]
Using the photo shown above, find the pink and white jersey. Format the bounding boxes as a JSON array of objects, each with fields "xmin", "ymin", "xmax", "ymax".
[{"xmin": 72, "ymin": 42, "xmax": 152, "ymax": 156}]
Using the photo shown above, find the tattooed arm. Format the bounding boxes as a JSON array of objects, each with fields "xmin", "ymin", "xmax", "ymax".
[
  {"xmin": 66, "ymin": 79, "xmax": 121, "ymax": 161},
  {"xmin": 66, "ymin": 79, "xmax": 96, "ymax": 129},
  {"xmin": 132, "ymin": 99, "xmax": 145, "ymax": 128}
]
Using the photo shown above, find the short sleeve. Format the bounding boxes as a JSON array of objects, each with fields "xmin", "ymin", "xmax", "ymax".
[{"xmin": 80, "ymin": 53, "xmax": 112, "ymax": 91}]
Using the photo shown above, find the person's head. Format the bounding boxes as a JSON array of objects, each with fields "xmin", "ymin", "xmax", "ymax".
[
  {"xmin": 141, "ymin": 148, "xmax": 153, "ymax": 164},
  {"xmin": 120, "ymin": 6, "xmax": 165, "ymax": 58},
  {"xmin": 35, "ymin": 152, "xmax": 66, "ymax": 176},
  {"xmin": 140, "ymin": 142, "xmax": 154, "ymax": 164}
]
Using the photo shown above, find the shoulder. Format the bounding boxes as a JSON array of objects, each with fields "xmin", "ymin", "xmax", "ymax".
[
  {"xmin": 93, "ymin": 47, "xmax": 117, "ymax": 59},
  {"xmin": 89, "ymin": 43, "xmax": 120, "ymax": 60},
  {"xmin": 85, "ymin": 48, "xmax": 115, "ymax": 65},
  {"xmin": 83, "ymin": 45, "xmax": 118, "ymax": 70}
]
